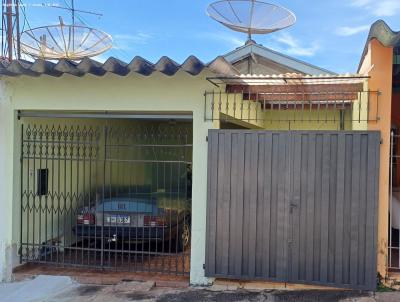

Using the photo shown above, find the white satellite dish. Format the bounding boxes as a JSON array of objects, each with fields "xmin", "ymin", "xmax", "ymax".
[
  {"xmin": 19, "ymin": 1, "xmax": 112, "ymax": 61},
  {"xmin": 207, "ymin": 0, "xmax": 296, "ymax": 42},
  {"xmin": 20, "ymin": 18, "xmax": 112, "ymax": 60}
]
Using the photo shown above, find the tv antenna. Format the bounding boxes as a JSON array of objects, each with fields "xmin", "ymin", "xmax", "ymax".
[
  {"xmin": 1, "ymin": 0, "xmax": 21, "ymax": 61},
  {"xmin": 18, "ymin": 0, "xmax": 112, "ymax": 60},
  {"xmin": 207, "ymin": 0, "xmax": 296, "ymax": 44}
]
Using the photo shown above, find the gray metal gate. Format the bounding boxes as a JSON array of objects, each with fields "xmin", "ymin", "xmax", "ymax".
[{"xmin": 206, "ymin": 130, "xmax": 380, "ymax": 290}]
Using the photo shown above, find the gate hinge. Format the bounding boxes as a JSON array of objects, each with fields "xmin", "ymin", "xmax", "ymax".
[
  {"xmin": 380, "ymin": 138, "xmax": 383, "ymax": 145},
  {"xmin": 203, "ymin": 263, "xmax": 206, "ymax": 270},
  {"xmin": 206, "ymin": 136, "xmax": 208, "ymax": 142}
]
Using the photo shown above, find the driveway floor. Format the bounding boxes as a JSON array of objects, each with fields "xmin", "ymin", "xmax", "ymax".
[{"xmin": 1, "ymin": 275, "xmax": 400, "ymax": 302}]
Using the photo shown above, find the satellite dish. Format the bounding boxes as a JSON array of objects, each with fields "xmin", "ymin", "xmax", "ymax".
[
  {"xmin": 207, "ymin": 0, "xmax": 296, "ymax": 43},
  {"xmin": 20, "ymin": 18, "xmax": 112, "ymax": 60}
]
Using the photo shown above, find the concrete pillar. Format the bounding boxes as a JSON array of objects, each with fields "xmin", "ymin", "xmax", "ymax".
[
  {"xmin": 189, "ymin": 111, "xmax": 214, "ymax": 285},
  {"xmin": 0, "ymin": 80, "xmax": 14, "ymax": 281},
  {"xmin": 361, "ymin": 39, "xmax": 394, "ymax": 278}
]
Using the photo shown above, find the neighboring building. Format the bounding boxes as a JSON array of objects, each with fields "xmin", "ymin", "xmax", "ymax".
[
  {"xmin": 224, "ymin": 41, "xmax": 335, "ymax": 75},
  {"xmin": 358, "ymin": 20, "xmax": 400, "ymax": 284},
  {"xmin": 0, "ymin": 20, "xmax": 397, "ymax": 290}
]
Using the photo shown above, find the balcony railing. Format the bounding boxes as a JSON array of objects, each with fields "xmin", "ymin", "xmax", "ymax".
[{"xmin": 204, "ymin": 90, "xmax": 380, "ymax": 128}]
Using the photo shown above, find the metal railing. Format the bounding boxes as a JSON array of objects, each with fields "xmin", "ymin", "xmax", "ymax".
[
  {"xmin": 204, "ymin": 90, "xmax": 380, "ymax": 126},
  {"xmin": 20, "ymin": 122, "xmax": 192, "ymax": 275}
]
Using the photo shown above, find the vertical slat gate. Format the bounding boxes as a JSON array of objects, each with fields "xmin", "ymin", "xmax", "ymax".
[{"xmin": 205, "ymin": 130, "xmax": 380, "ymax": 290}]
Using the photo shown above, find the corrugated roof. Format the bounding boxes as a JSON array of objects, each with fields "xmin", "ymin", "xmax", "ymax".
[
  {"xmin": 223, "ymin": 42, "xmax": 336, "ymax": 75},
  {"xmin": 358, "ymin": 20, "xmax": 400, "ymax": 72},
  {"xmin": 0, "ymin": 55, "xmax": 238, "ymax": 77}
]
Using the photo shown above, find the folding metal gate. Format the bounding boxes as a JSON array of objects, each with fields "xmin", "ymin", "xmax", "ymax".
[
  {"xmin": 206, "ymin": 130, "xmax": 380, "ymax": 290},
  {"xmin": 20, "ymin": 121, "xmax": 192, "ymax": 275}
]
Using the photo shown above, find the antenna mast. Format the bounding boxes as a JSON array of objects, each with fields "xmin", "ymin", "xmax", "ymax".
[{"xmin": 1, "ymin": 0, "xmax": 21, "ymax": 61}]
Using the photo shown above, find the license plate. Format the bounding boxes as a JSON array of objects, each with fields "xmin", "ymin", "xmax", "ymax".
[{"xmin": 106, "ymin": 215, "xmax": 131, "ymax": 224}]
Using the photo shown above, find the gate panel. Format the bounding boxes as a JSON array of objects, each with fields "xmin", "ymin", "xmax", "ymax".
[
  {"xmin": 206, "ymin": 131, "xmax": 290, "ymax": 281},
  {"xmin": 206, "ymin": 130, "xmax": 380, "ymax": 290},
  {"xmin": 20, "ymin": 121, "xmax": 192, "ymax": 275},
  {"xmin": 20, "ymin": 124, "xmax": 102, "ymax": 267},
  {"xmin": 288, "ymin": 132, "xmax": 379, "ymax": 289}
]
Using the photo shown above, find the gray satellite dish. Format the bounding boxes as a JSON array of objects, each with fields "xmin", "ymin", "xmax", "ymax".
[{"xmin": 207, "ymin": 0, "xmax": 296, "ymax": 43}]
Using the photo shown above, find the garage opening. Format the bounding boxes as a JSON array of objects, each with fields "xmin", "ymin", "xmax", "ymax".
[{"xmin": 19, "ymin": 115, "xmax": 192, "ymax": 275}]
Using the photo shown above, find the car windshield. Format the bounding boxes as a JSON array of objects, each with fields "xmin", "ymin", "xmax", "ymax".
[{"xmin": 94, "ymin": 188, "xmax": 190, "ymax": 213}]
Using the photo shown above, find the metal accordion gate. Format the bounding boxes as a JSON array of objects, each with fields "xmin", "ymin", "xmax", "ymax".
[
  {"xmin": 206, "ymin": 130, "xmax": 380, "ymax": 290},
  {"xmin": 20, "ymin": 121, "xmax": 192, "ymax": 275}
]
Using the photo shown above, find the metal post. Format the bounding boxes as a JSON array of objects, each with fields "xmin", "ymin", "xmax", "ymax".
[
  {"xmin": 390, "ymin": 131, "xmax": 394, "ymax": 269},
  {"xmin": 19, "ymin": 124, "xmax": 23, "ymax": 263},
  {"xmin": 14, "ymin": 0, "xmax": 20, "ymax": 59},
  {"xmin": 101, "ymin": 126, "xmax": 107, "ymax": 269},
  {"xmin": 71, "ymin": 0, "xmax": 75, "ymax": 51},
  {"xmin": 5, "ymin": 0, "xmax": 13, "ymax": 61}
]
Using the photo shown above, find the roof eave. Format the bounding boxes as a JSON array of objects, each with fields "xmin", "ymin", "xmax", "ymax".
[
  {"xmin": 223, "ymin": 43, "xmax": 336, "ymax": 75},
  {"xmin": 357, "ymin": 20, "xmax": 400, "ymax": 73}
]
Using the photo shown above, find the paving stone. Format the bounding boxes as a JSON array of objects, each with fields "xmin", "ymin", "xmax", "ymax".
[
  {"xmin": 375, "ymin": 292, "xmax": 400, "ymax": 302},
  {"xmin": 207, "ymin": 284, "xmax": 239, "ymax": 291},
  {"xmin": 242, "ymin": 282, "xmax": 286, "ymax": 291},
  {"xmin": 155, "ymin": 280, "xmax": 189, "ymax": 288},
  {"xmin": 113, "ymin": 280, "xmax": 156, "ymax": 292},
  {"xmin": 5, "ymin": 274, "xmax": 400, "ymax": 302},
  {"xmin": 352, "ymin": 297, "xmax": 375, "ymax": 302}
]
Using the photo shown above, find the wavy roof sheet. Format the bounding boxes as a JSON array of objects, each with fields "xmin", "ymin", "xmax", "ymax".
[
  {"xmin": 0, "ymin": 55, "xmax": 238, "ymax": 77},
  {"xmin": 358, "ymin": 20, "xmax": 400, "ymax": 71}
]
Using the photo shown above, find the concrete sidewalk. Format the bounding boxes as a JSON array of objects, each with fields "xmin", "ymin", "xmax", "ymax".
[{"xmin": 1, "ymin": 275, "xmax": 399, "ymax": 302}]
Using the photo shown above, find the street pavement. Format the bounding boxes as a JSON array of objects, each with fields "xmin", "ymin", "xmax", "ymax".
[{"xmin": 1, "ymin": 275, "xmax": 399, "ymax": 302}]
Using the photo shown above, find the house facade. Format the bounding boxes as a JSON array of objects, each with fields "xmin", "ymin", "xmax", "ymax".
[{"xmin": 0, "ymin": 20, "xmax": 398, "ymax": 290}]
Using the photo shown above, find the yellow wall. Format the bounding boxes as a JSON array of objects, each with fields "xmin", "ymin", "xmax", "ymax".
[
  {"xmin": 208, "ymin": 90, "xmax": 366, "ymax": 131},
  {"xmin": 209, "ymin": 94, "xmax": 265, "ymax": 128},
  {"xmin": 261, "ymin": 109, "xmax": 353, "ymax": 130},
  {"xmin": 1, "ymin": 71, "xmax": 215, "ymax": 285},
  {"xmin": 351, "ymin": 80, "xmax": 369, "ymax": 130},
  {"xmin": 0, "ymin": 81, "xmax": 15, "ymax": 281},
  {"xmin": 360, "ymin": 39, "xmax": 393, "ymax": 278}
]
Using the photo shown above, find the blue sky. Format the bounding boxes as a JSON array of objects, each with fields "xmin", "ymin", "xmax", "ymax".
[{"xmin": 20, "ymin": 0, "xmax": 400, "ymax": 73}]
